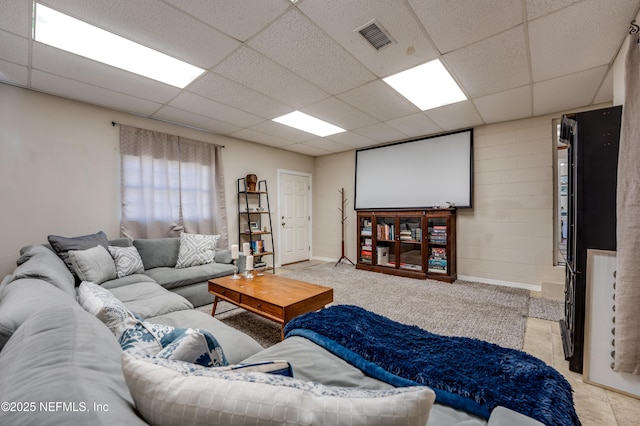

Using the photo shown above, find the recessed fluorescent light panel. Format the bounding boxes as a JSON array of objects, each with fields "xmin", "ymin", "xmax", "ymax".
[
  {"xmin": 272, "ymin": 111, "xmax": 346, "ymax": 137},
  {"xmin": 383, "ymin": 59, "xmax": 467, "ymax": 111},
  {"xmin": 34, "ymin": 4, "xmax": 205, "ymax": 88}
]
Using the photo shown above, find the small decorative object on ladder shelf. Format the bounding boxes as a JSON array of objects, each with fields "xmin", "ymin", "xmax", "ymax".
[{"xmin": 246, "ymin": 174, "xmax": 258, "ymax": 192}]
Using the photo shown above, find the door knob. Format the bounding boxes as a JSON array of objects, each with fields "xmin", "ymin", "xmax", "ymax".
[{"xmin": 281, "ymin": 222, "xmax": 286, "ymax": 226}]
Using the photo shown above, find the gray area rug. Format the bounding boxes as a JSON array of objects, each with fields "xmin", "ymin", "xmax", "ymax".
[{"xmin": 200, "ymin": 263, "xmax": 533, "ymax": 350}]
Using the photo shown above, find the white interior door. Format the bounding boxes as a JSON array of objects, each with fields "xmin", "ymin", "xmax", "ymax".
[{"xmin": 279, "ymin": 171, "xmax": 310, "ymax": 265}]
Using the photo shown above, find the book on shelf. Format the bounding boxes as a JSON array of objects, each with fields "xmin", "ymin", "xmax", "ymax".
[
  {"xmin": 430, "ymin": 247, "xmax": 447, "ymax": 259},
  {"xmin": 428, "ymin": 258, "xmax": 447, "ymax": 273},
  {"xmin": 377, "ymin": 223, "xmax": 395, "ymax": 240},
  {"xmin": 250, "ymin": 240, "xmax": 264, "ymax": 253}
]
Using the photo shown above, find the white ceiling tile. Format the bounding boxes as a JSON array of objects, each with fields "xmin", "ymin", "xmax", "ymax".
[
  {"xmin": 410, "ymin": 0, "xmax": 523, "ymax": 53},
  {"xmin": 0, "ymin": 30, "xmax": 28, "ymax": 65},
  {"xmin": 229, "ymin": 128, "xmax": 293, "ymax": 148},
  {"xmin": 283, "ymin": 143, "xmax": 332, "ymax": 156},
  {"xmin": 165, "ymin": 0, "xmax": 288, "ymax": 42},
  {"xmin": 474, "ymin": 85, "xmax": 532, "ymax": 124},
  {"xmin": 528, "ymin": 0, "xmax": 639, "ymax": 81},
  {"xmin": 354, "ymin": 122, "xmax": 408, "ymax": 143},
  {"xmin": 169, "ymin": 92, "xmax": 265, "ymax": 128},
  {"xmin": 301, "ymin": 97, "xmax": 377, "ymax": 130},
  {"xmin": 525, "ymin": 0, "xmax": 583, "ymax": 21},
  {"xmin": 188, "ymin": 72, "xmax": 291, "ymax": 119},
  {"xmin": 153, "ymin": 106, "xmax": 241, "ymax": 135},
  {"xmin": 0, "ymin": 0, "xmax": 31, "ymax": 37},
  {"xmin": 299, "ymin": 0, "xmax": 439, "ymax": 77},
  {"xmin": 425, "ymin": 101, "xmax": 484, "ymax": 131},
  {"xmin": 247, "ymin": 120, "xmax": 318, "ymax": 143},
  {"xmin": 338, "ymin": 80, "xmax": 420, "ymax": 121},
  {"xmin": 0, "ymin": 59, "xmax": 28, "ymax": 86},
  {"xmin": 31, "ymin": 43, "xmax": 181, "ymax": 103},
  {"xmin": 215, "ymin": 47, "xmax": 329, "ymax": 108},
  {"xmin": 533, "ymin": 66, "xmax": 608, "ymax": 116},
  {"xmin": 444, "ymin": 26, "xmax": 530, "ymax": 98},
  {"xmin": 594, "ymin": 67, "xmax": 614, "ymax": 104},
  {"xmin": 385, "ymin": 113, "xmax": 442, "ymax": 138},
  {"xmin": 302, "ymin": 138, "xmax": 354, "ymax": 154},
  {"xmin": 31, "ymin": 70, "xmax": 162, "ymax": 115},
  {"xmin": 44, "ymin": 0, "xmax": 240, "ymax": 69},
  {"xmin": 326, "ymin": 131, "xmax": 378, "ymax": 149},
  {"xmin": 249, "ymin": 9, "xmax": 376, "ymax": 94}
]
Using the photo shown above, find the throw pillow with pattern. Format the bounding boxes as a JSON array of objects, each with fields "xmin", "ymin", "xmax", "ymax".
[
  {"xmin": 108, "ymin": 246, "xmax": 145, "ymax": 278},
  {"xmin": 175, "ymin": 233, "xmax": 220, "ymax": 269}
]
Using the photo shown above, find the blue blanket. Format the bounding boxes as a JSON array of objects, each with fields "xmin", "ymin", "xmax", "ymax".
[{"xmin": 284, "ymin": 305, "xmax": 579, "ymax": 426}]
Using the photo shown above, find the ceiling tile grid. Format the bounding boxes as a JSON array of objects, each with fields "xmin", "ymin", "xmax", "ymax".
[{"xmin": 0, "ymin": 0, "xmax": 638, "ymax": 156}]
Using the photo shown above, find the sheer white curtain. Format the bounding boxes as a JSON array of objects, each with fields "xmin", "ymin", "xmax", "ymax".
[
  {"xmin": 119, "ymin": 125, "xmax": 228, "ymax": 247},
  {"xmin": 615, "ymin": 36, "xmax": 640, "ymax": 374}
]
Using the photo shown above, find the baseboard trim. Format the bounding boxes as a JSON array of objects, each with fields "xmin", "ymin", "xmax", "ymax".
[
  {"xmin": 309, "ymin": 258, "xmax": 541, "ymax": 292},
  {"xmin": 458, "ymin": 275, "xmax": 541, "ymax": 292}
]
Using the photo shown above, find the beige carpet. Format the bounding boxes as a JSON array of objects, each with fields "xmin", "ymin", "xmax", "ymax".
[{"xmin": 200, "ymin": 263, "xmax": 536, "ymax": 350}]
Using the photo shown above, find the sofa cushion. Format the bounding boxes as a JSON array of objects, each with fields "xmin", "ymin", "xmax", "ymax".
[
  {"xmin": 214, "ymin": 248, "xmax": 233, "ymax": 264},
  {"xmin": 108, "ymin": 245, "xmax": 145, "ymax": 278},
  {"xmin": 108, "ymin": 281, "xmax": 193, "ymax": 318},
  {"xmin": 133, "ymin": 237, "xmax": 180, "ymax": 270},
  {"xmin": 149, "ymin": 309, "xmax": 263, "ymax": 364},
  {"xmin": 11, "ymin": 245, "xmax": 75, "ymax": 297},
  {"xmin": 0, "ymin": 306, "xmax": 147, "ymax": 426},
  {"xmin": 68, "ymin": 245, "xmax": 117, "ymax": 284},
  {"xmin": 101, "ymin": 273, "xmax": 157, "ymax": 290},
  {"xmin": 121, "ymin": 352, "xmax": 435, "ymax": 426},
  {"xmin": 0, "ymin": 278, "xmax": 79, "ymax": 351},
  {"xmin": 48, "ymin": 231, "xmax": 110, "ymax": 279},
  {"xmin": 144, "ymin": 262, "xmax": 234, "ymax": 290},
  {"xmin": 175, "ymin": 232, "xmax": 220, "ymax": 268}
]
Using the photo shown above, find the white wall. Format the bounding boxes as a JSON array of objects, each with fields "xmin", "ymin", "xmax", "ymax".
[
  {"xmin": 312, "ymin": 106, "xmax": 609, "ymax": 289},
  {"xmin": 0, "ymin": 84, "xmax": 313, "ymax": 277}
]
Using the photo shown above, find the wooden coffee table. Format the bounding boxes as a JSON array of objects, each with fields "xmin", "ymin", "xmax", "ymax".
[{"xmin": 208, "ymin": 274, "xmax": 333, "ymax": 340}]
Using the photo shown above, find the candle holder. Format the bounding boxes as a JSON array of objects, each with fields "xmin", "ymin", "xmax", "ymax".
[
  {"xmin": 231, "ymin": 259, "xmax": 241, "ymax": 280},
  {"xmin": 244, "ymin": 267, "xmax": 254, "ymax": 280}
]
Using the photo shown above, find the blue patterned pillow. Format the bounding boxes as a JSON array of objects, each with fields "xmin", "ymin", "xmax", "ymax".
[{"xmin": 119, "ymin": 320, "xmax": 227, "ymax": 368}]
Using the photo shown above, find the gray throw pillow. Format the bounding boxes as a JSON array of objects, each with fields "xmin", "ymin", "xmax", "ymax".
[
  {"xmin": 68, "ymin": 245, "xmax": 117, "ymax": 284},
  {"xmin": 108, "ymin": 246, "xmax": 145, "ymax": 278},
  {"xmin": 48, "ymin": 231, "xmax": 110, "ymax": 279}
]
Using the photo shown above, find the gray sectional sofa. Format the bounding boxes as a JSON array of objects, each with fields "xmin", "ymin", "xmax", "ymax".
[{"xmin": 0, "ymin": 233, "xmax": 549, "ymax": 426}]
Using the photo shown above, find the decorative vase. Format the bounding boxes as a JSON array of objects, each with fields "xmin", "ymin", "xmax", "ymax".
[{"xmin": 246, "ymin": 174, "xmax": 258, "ymax": 192}]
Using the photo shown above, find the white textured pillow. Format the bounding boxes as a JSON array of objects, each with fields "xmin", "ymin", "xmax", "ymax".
[
  {"xmin": 121, "ymin": 353, "xmax": 435, "ymax": 426},
  {"xmin": 68, "ymin": 245, "xmax": 117, "ymax": 284},
  {"xmin": 77, "ymin": 281, "xmax": 136, "ymax": 338},
  {"xmin": 108, "ymin": 246, "xmax": 145, "ymax": 278},
  {"xmin": 175, "ymin": 233, "xmax": 220, "ymax": 269}
]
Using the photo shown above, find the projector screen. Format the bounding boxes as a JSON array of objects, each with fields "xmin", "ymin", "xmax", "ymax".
[{"xmin": 355, "ymin": 129, "xmax": 473, "ymax": 210}]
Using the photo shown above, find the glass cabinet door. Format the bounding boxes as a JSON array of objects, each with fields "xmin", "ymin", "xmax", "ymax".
[
  {"xmin": 398, "ymin": 216, "xmax": 423, "ymax": 271},
  {"xmin": 375, "ymin": 216, "xmax": 396, "ymax": 267},
  {"xmin": 358, "ymin": 216, "xmax": 373, "ymax": 264},
  {"xmin": 427, "ymin": 217, "xmax": 448, "ymax": 274}
]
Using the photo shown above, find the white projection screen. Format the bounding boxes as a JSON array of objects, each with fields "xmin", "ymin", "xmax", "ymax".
[{"xmin": 355, "ymin": 129, "xmax": 473, "ymax": 210}]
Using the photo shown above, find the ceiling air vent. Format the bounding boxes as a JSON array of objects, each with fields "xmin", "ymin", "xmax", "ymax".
[{"xmin": 356, "ymin": 20, "xmax": 395, "ymax": 51}]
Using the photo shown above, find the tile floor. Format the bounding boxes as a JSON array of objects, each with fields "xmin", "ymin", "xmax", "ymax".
[{"xmin": 523, "ymin": 317, "xmax": 640, "ymax": 425}]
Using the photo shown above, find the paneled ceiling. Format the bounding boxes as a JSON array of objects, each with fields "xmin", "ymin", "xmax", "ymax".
[{"xmin": 1, "ymin": 0, "xmax": 639, "ymax": 156}]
